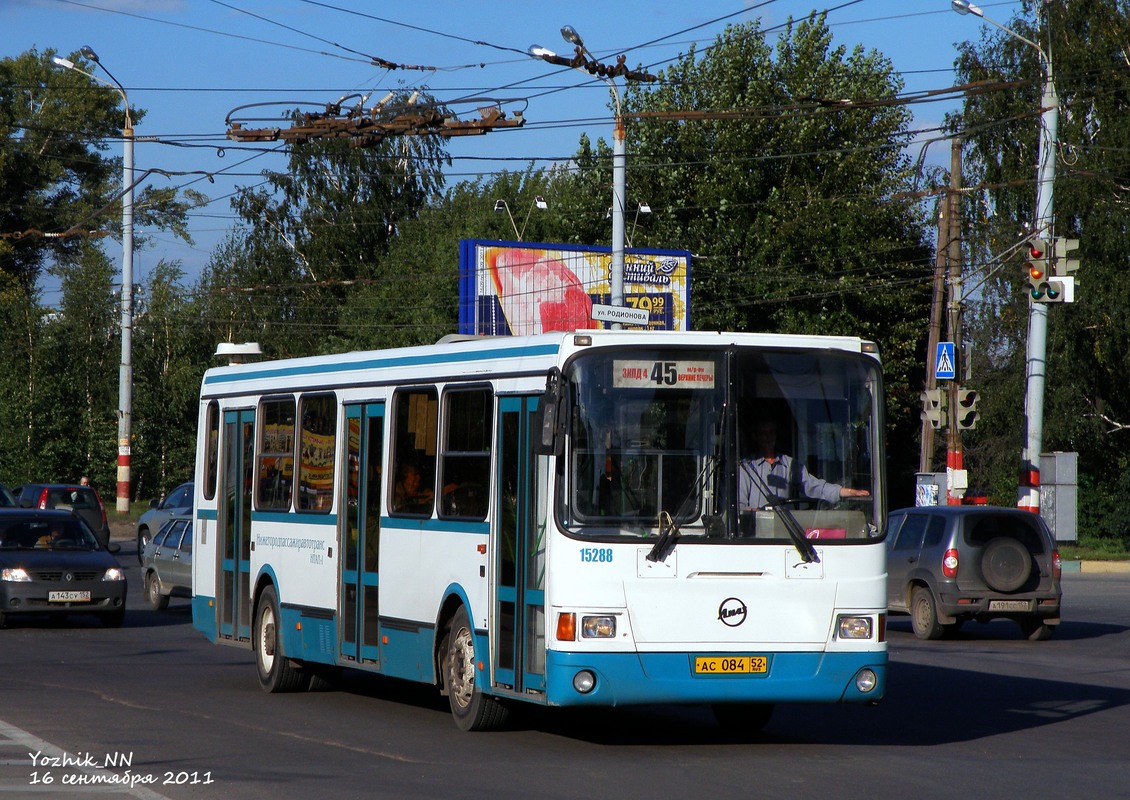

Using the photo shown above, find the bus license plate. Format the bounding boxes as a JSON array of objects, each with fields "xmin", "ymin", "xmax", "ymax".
[
  {"xmin": 48, "ymin": 590, "xmax": 90, "ymax": 602},
  {"xmin": 988, "ymin": 600, "xmax": 1031, "ymax": 612},
  {"xmin": 694, "ymin": 656, "xmax": 767, "ymax": 675}
]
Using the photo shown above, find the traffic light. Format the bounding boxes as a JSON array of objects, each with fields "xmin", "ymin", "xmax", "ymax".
[
  {"xmin": 1050, "ymin": 237, "xmax": 1079, "ymax": 303},
  {"xmin": 920, "ymin": 389, "xmax": 946, "ymax": 430},
  {"xmin": 955, "ymin": 388, "xmax": 979, "ymax": 430},
  {"xmin": 1024, "ymin": 238, "xmax": 1060, "ymax": 302}
]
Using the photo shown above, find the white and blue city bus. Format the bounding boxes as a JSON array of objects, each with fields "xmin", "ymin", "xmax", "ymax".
[{"xmin": 191, "ymin": 330, "xmax": 887, "ymax": 731}]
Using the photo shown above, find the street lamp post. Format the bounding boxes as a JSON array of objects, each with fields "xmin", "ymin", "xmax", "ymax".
[
  {"xmin": 53, "ymin": 48, "xmax": 134, "ymax": 514},
  {"xmin": 529, "ymin": 28, "xmax": 655, "ymax": 324},
  {"xmin": 952, "ymin": 0, "xmax": 1058, "ymax": 512}
]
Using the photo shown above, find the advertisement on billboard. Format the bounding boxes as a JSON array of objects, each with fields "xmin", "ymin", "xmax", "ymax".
[{"xmin": 458, "ymin": 239, "xmax": 691, "ymax": 336}]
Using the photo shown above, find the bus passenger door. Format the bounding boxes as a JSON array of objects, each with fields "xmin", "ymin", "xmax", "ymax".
[
  {"xmin": 494, "ymin": 396, "xmax": 547, "ymax": 696},
  {"xmin": 341, "ymin": 403, "xmax": 384, "ymax": 666},
  {"xmin": 219, "ymin": 409, "xmax": 254, "ymax": 641}
]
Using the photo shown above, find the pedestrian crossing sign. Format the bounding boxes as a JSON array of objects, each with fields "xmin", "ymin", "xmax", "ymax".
[{"xmin": 935, "ymin": 342, "xmax": 956, "ymax": 380}]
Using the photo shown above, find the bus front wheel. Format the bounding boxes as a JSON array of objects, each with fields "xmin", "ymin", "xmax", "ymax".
[
  {"xmin": 443, "ymin": 606, "xmax": 508, "ymax": 732},
  {"xmin": 255, "ymin": 586, "xmax": 305, "ymax": 693}
]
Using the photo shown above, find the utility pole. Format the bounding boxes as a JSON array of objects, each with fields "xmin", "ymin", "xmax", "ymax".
[
  {"xmin": 945, "ymin": 139, "xmax": 968, "ymax": 504},
  {"xmin": 951, "ymin": 0, "xmax": 1058, "ymax": 512},
  {"xmin": 919, "ymin": 203, "xmax": 948, "ymax": 474}
]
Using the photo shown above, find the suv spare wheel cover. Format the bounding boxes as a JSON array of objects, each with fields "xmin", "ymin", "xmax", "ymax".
[{"xmin": 980, "ymin": 537, "xmax": 1032, "ymax": 592}]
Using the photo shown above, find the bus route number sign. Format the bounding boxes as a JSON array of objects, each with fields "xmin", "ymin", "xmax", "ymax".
[
  {"xmin": 613, "ymin": 360, "xmax": 716, "ymax": 389},
  {"xmin": 693, "ymin": 655, "xmax": 768, "ymax": 675}
]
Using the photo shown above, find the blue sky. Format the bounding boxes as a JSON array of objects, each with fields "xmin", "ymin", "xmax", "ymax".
[{"xmin": 3, "ymin": 0, "xmax": 1024, "ymax": 303}]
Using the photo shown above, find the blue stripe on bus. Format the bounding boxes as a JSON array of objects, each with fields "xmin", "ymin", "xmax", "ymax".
[
  {"xmin": 192, "ymin": 595, "xmax": 217, "ymax": 642},
  {"xmin": 203, "ymin": 343, "xmax": 562, "ymax": 386},
  {"xmin": 379, "ymin": 517, "xmax": 490, "ymax": 534},
  {"xmin": 251, "ymin": 511, "xmax": 338, "ymax": 525},
  {"xmin": 541, "ymin": 651, "xmax": 887, "ymax": 707}
]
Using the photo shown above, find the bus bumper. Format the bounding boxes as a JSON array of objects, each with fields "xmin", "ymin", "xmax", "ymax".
[{"xmin": 543, "ymin": 650, "xmax": 886, "ymax": 707}]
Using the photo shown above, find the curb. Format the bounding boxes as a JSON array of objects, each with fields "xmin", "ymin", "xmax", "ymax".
[{"xmin": 1062, "ymin": 560, "xmax": 1130, "ymax": 574}]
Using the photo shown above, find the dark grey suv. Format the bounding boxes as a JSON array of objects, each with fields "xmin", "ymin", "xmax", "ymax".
[{"xmin": 887, "ymin": 506, "xmax": 1062, "ymax": 641}]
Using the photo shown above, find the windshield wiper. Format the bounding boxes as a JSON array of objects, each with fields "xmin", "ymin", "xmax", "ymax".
[
  {"xmin": 647, "ymin": 443, "xmax": 720, "ymax": 563},
  {"xmin": 739, "ymin": 460, "xmax": 819, "ymax": 564}
]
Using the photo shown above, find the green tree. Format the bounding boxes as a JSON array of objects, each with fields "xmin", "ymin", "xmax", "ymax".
[
  {"xmin": 568, "ymin": 16, "xmax": 934, "ymax": 499},
  {"xmin": 132, "ymin": 260, "xmax": 203, "ymax": 501},
  {"xmin": 228, "ymin": 102, "xmax": 451, "ymax": 356},
  {"xmin": 953, "ymin": 0, "xmax": 1130, "ymax": 541},
  {"xmin": 35, "ymin": 244, "xmax": 118, "ymax": 486},
  {"xmin": 0, "ymin": 271, "xmax": 42, "ymax": 483}
]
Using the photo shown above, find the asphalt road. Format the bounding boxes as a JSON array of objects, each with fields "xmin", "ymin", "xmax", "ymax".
[{"xmin": 1, "ymin": 538, "xmax": 1128, "ymax": 800}]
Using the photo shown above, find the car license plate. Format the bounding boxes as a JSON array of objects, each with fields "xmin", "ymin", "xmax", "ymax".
[
  {"xmin": 48, "ymin": 590, "xmax": 91, "ymax": 602},
  {"xmin": 694, "ymin": 655, "xmax": 767, "ymax": 675},
  {"xmin": 988, "ymin": 599, "xmax": 1031, "ymax": 612}
]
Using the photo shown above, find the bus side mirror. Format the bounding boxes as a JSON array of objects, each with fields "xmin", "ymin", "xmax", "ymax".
[{"xmin": 533, "ymin": 369, "xmax": 564, "ymax": 456}]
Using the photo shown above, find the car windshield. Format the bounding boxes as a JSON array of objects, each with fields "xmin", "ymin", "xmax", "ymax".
[
  {"xmin": 0, "ymin": 517, "xmax": 99, "ymax": 550},
  {"xmin": 558, "ymin": 345, "xmax": 882, "ymax": 542}
]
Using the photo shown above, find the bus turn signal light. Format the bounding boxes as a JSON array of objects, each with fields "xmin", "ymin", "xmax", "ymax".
[{"xmin": 556, "ymin": 612, "xmax": 576, "ymax": 641}]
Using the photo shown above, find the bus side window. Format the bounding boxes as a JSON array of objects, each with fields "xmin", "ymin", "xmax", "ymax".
[
  {"xmin": 439, "ymin": 387, "xmax": 492, "ymax": 520},
  {"xmin": 391, "ymin": 388, "xmax": 438, "ymax": 516},
  {"xmin": 297, "ymin": 393, "xmax": 337, "ymax": 512},
  {"xmin": 203, "ymin": 401, "xmax": 219, "ymax": 501},
  {"xmin": 258, "ymin": 397, "xmax": 295, "ymax": 511}
]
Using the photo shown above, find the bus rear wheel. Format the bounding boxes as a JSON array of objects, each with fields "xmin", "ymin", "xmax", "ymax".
[
  {"xmin": 443, "ymin": 606, "xmax": 508, "ymax": 731},
  {"xmin": 255, "ymin": 586, "xmax": 305, "ymax": 693}
]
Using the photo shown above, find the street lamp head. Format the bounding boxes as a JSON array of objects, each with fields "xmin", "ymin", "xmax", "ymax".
[
  {"xmin": 638, "ymin": 203, "xmax": 652, "ymax": 215},
  {"xmin": 528, "ymin": 45, "xmax": 558, "ymax": 60},
  {"xmin": 51, "ymin": 56, "xmax": 76, "ymax": 70},
  {"xmin": 493, "ymin": 199, "xmax": 507, "ymax": 213},
  {"xmin": 951, "ymin": 0, "xmax": 984, "ymax": 17},
  {"xmin": 80, "ymin": 45, "xmax": 101, "ymax": 63},
  {"xmin": 560, "ymin": 25, "xmax": 583, "ymax": 47},
  {"xmin": 534, "ymin": 195, "xmax": 548, "ymax": 210}
]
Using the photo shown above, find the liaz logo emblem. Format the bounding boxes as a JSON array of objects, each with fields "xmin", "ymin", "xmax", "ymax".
[{"xmin": 717, "ymin": 597, "xmax": 747, "ymax": 627}]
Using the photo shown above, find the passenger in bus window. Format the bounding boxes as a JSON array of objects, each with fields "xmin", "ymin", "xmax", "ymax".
[
  {"xmin": 739, "ymin": 418, "xmax": 870, "ymax": 510},
  {"xmin": 393, "ymin": 463, "xmax": 433, "ymax": 513}
]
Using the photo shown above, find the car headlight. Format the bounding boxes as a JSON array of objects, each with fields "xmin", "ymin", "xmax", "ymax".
[
  {"xmin": 836, "ymin": 615, "xmax": 873, "ymax": 640},
  {"xmin": 2, "ymin": 567, "xmax": 32, "ymax": 582},
  {"xmin": 102, "ymin": 567, "xmax": 125, "ymax": 582}
]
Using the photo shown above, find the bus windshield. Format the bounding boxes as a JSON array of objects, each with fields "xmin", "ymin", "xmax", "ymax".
[{"xmin": 560, "ymin": 346, "xmax": 882, "ymax": 543}]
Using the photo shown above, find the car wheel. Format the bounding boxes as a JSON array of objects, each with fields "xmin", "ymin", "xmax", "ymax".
[
  {"xmin": 254, "ymin": 585, "xmax": 305, "ymax": 693},
  {"xmin": 1020, "ymin": 617, "xmax": 1055, "ymax": 641},
  {"xmin": 981, "ymin": 537, "xmax": 1032, "ymax": 592},
  {"xmin": 911, "ymin": 586, "xmax": 945, "ymax": 640},
  {"xmin": 145, "ymin": 572, "xmax": 169, "ymax": 611},
  {"xmin": 712, "ymin": 702, "xmax": 774, "ymax": 733},
  {"xmin": 101, "ymin": 609, "xmax": 125, "ymax": 628},
  {"xmin": 443, "ymin": 606, "xmax": 508, "ymax": 731},
  {"xmin": 136, "ymin": 526, "xmax": 150, "ymax": 565}
]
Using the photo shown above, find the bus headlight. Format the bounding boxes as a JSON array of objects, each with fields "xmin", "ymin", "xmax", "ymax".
[
  {"xmin": 836, "ymin": 615, "xmax": 873, "ymax": 640},
  {"xmin": 581, "ymin": 615, "xmax": 616, "ymax": 638}
]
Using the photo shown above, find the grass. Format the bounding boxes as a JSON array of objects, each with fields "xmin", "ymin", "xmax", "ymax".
[{"xmin": 1059, "ymin": 537, "xmax": 1130, "ymax": 561}]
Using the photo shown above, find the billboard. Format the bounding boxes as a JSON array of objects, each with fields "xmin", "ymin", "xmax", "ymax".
[{"xmin": 458, "ymin": 239, "xmax": 691, "ymax": 336}]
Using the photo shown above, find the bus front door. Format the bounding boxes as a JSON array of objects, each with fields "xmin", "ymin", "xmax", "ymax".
[
  {"xmin": 494, "ymin": 396, "xmax": 547, "ymax": 697},
  {"xmin": 219, "ymin": 409, "xmax": 254, "ymax": 641},
  {"xmin": 340, "ymin": 403, "xmax": 384, "ymax": 666}
]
